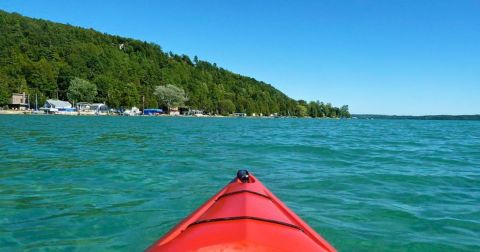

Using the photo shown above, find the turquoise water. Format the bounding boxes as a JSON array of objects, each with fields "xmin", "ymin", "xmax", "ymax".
[{"xmin": 0, "ymin": 115, "xmax": 479, "ymax": 251}]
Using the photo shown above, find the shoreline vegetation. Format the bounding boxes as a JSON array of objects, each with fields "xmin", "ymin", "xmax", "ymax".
[
  {"xmin": 0, "ymin": 109, "xmax": 337, "ymax": 118},
  {"xmin": 0, "ymin": 10, "xmax": 350, "ymax": 119},
  {"xmin": 1, "ymin": 109, "xmax": 478, "ymax": 121}
]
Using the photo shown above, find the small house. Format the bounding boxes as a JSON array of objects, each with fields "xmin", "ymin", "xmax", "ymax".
[
  {"xmin": 9, "ymin": 93, "xmax": 28, "ymax": 110},
  {"xmin": 76, "ymin": 102, "xmax": 109, "ymax": 115},
  {"xmin": 42, "ymin": 99, "xmax": 75, "ymax": 114}
]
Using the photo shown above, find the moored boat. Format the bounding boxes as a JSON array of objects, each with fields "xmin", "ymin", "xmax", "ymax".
[{"xmin": 147, "ymin": 170, "xmax": 336, "ymax": 251}]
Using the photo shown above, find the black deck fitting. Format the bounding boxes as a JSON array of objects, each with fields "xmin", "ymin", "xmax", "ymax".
[{"xmin": 236, "ymin": 170, "xmax": 250, "ymax": 183}]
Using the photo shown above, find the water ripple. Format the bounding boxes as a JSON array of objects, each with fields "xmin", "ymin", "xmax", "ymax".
[{"xmin": 0, "ymin": 116, "xmax": 479, "ymax": 251}]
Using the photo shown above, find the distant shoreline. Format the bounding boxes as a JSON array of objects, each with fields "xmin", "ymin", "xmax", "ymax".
[
  {"xmin": 2, "ymin": 110, "xmax": 478, "ymax": 121},
  {"xmin": 352, "ymin": 114, "xmax": 480, "ymax": 121}
]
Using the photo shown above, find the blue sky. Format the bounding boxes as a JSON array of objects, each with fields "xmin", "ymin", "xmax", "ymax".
[{"xmin": 1, "ymin": 0, "xmax": 479, "ymax": 115}]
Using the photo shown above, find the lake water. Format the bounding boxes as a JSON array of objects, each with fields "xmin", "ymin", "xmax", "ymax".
[{"xmin": 1, "ymin": 115, "xmax": 479, "ymax": 251}]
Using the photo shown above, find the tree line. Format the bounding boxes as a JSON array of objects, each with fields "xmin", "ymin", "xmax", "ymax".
[{"xmin": 0, "ymin": 10, "xmax": 350, "ymax": 118}]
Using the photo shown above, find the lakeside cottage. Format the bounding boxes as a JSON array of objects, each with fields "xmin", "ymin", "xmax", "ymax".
[
  {"xmin": 9, "ymin": 93, "xmax": 28, "ymax": 110},
  {"xmin": 76, "ymin": 102, "xmax": 109, "ymax": 115},
  {"xmin": 42, "ymin": 99, "xmax": 75, "ymax": 114}
]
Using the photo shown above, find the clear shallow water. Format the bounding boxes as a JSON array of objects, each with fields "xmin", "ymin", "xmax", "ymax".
[{"xmin": 0, "ymin": 115, "xmax": 479, "ymax": 251}]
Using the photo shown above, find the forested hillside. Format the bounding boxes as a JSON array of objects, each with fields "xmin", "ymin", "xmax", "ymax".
[{"xmin": 0, "ymin": 10, "xmax": 349, "ymax": 117}]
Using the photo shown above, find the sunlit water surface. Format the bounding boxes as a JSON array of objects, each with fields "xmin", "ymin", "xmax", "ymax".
[{"xmin": 1, "ymin": 116, "xmax": 479, "ymax": 251}]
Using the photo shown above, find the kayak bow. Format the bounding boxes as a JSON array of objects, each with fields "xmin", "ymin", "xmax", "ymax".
[{"xmin": 147, "ymin": 170, "xmax": 336, "ymax": 251}]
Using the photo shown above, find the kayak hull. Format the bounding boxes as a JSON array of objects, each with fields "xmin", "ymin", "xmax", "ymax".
[{"xmin": 147, "ymin": 172, "xmax": 336, "ymax": 252}]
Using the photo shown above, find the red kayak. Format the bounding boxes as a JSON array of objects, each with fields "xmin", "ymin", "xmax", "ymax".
[{"xmin": 147, "ymin": 170, "xmax": 336, "ymax": 251}]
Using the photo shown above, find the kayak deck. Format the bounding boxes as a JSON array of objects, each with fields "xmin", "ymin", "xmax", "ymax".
[{"xmin": 147, "ymin": 171, "xmax": 336, "ymax": 251}]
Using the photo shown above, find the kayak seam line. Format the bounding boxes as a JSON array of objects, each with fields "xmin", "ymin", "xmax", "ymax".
[
  {"xmin": 216, "ymin": 190, "xmax": 270, "ymax": 200},
  {"xmin": 187, "ymin": 216, "xmax": 305, "ymax": 232}
]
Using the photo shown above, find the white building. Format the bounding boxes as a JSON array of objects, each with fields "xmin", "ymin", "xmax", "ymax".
[
  {"xmin": 42, "ymin": 99, "xmax": 75, "ymax": 114},
  {"xmin": 76, "ymin": 102, "xmax": 109, "ymax": 115}
]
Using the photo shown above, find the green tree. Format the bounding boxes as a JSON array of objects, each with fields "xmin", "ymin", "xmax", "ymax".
[
  {"xmin": 340, "ymin": 105, "xmax": 350, "ymax": 118},
  {"xmin": 154, "ymin": 84, "xmax": 188, "ymax": 109},
  {"xmin": 324, "ymin": 103, "xmax": 333, "ymax": 117},
  {"xmin": 120, "ymin": 82, "xmax": 140, "ymax": 107},
  {"xmin": 0, "ymin": 74, "xmax": 10, "ymax": 105},
  {"xmin": 24, "ymin": 58, "xmax": 57, "ymax": 97},
  {"xmin": 218, "ymin": 99, "xmax": 236, "ymax": 115},
  {"xmin": 67, "ymin": 77, "xmax": 98, "ymax": 102},
  {"xmin": 296, "ymin": 104, "xmax": 308, "ymax": 117}
]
